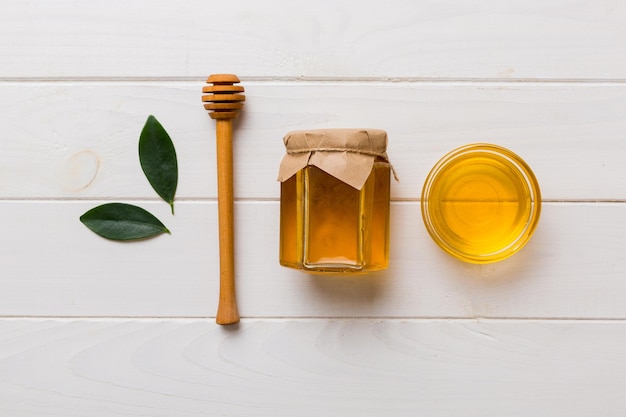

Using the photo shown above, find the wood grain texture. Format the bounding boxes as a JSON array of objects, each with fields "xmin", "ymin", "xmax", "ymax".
[
  {"xmin": 1, "ymin": 81, "xmax": 626, "ymax": 200},
  {"xmin": 214, "ymin": 120, "xmax": 239, "ymax": 325},
  {"xmin": 1, "ymin": 200, "xmax": 624, "ymax": 319},
  {"xmin": 0, "ymin": 318, "xmax": 625, "ymax": 417},
  {"xmin": 3, "ymin": 0, "xmax": 626, "ymax": 415},
  {"xmin": 2, "ymin": 0, "xmax": 626, "ymax": 79}
]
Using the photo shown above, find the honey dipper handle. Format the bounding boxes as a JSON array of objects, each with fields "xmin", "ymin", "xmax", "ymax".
[{"xmin": 215, "ymin": 119, "xmax": 240, "ymax": 325}]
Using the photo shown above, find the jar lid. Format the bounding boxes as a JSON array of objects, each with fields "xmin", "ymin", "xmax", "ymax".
[{"xmin": 277, "ymin": 129, "xmax": 394, "ymax": 189}]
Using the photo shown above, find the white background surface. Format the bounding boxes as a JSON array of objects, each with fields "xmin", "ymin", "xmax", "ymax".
[{"xmin": 2, "ymin": 0, "xmax": 626, "ymax": 415}]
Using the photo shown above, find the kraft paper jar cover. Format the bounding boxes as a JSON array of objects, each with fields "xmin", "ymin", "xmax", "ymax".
[{"xmin": 277, "ymin": 129, "xmax": 394, "ymax": 190}]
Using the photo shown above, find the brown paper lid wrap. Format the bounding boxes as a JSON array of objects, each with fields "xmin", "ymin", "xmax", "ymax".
[{"xmin": 278, "ymin": 129, "xmax": 396, "ymax": 190}]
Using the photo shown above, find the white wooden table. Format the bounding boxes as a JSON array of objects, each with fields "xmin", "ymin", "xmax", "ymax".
[{"xmin": 2, "ymin": 1, "xmax": 626, "ymax": 415}]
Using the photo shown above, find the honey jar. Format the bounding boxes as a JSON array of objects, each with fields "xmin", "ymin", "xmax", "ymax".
[{"xmin": 278, "ymin": 129, "xmax": 395, "ymax": 273}]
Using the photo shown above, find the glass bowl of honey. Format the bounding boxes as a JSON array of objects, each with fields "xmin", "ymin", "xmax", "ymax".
[{"xmin": 421, "ymin": 143, "xmax": 541, "ymax": 263}]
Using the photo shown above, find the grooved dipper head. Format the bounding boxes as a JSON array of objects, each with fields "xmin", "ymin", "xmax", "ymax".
[{"xmin": 202, "ymin": 74, "xmax": 245, "ymax": 120}]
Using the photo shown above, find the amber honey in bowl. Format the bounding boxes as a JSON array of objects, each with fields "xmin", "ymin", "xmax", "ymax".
[{"xmin": 421, "ymin": 143, "xmax": 541, "ymax": 263}]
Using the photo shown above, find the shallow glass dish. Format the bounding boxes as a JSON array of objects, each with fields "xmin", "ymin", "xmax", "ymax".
[{"xmin": 421, "ymin": 143, "xmax": 541, "ymax": 263}]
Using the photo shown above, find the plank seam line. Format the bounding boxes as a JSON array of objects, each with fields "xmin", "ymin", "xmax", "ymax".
[
  {"xmin": 0, "ymin": 198, "xmax": 625, "ymax": 204},
  {"xmin": 1, "ymin": 316, "xmax": 626, "ymax": 322},
  {"xmin": 2, "ymin": 76, "xmax": 626, "ymax": 86}
]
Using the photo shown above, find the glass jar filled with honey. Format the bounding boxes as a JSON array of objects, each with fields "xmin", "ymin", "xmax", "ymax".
[{"xmin": 278, "ymin": 129, "xmax": 395, "ymax": 273}]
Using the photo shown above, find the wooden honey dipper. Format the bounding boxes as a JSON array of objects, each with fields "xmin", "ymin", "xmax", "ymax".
[{"xmin": 202, "ymin": 74, "xmax": 245, "ymax": 325}]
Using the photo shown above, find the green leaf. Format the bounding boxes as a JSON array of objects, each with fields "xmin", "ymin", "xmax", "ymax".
[
  {"xmin": 139, "ymin": 115, "xmax": 178, "ymax": 214},
  {"xmin": 80, "ymin": 203, "xmax": 170, "ymax": 241}
]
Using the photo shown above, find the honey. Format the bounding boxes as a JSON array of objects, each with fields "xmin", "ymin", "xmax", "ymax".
[
  {"xmin": 278, "ymin": 129, "xmax": 393, "ymax": 273},
  {"xmin": 421, "ymin": 144, "xmax": 540, "ymax": 263}
]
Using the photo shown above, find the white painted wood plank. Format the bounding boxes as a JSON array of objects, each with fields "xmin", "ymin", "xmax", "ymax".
[
  {"xmin": 4, "ymin": 2, "xmax": 625, "ymax": 414},
  {"xmin": 1, "ymin": 200, "xmax": 624, "ymax": 319},
  {"xmin": 1, "ymin": 81, "xmax": 625, "ymax": 200},
  {"xmin": 0, "ymin": 318, "xmax": 624, "ymax": 417},
  {"xmin": 2, "ymin": 0, "xmax": 626, "ymax": 80}
]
